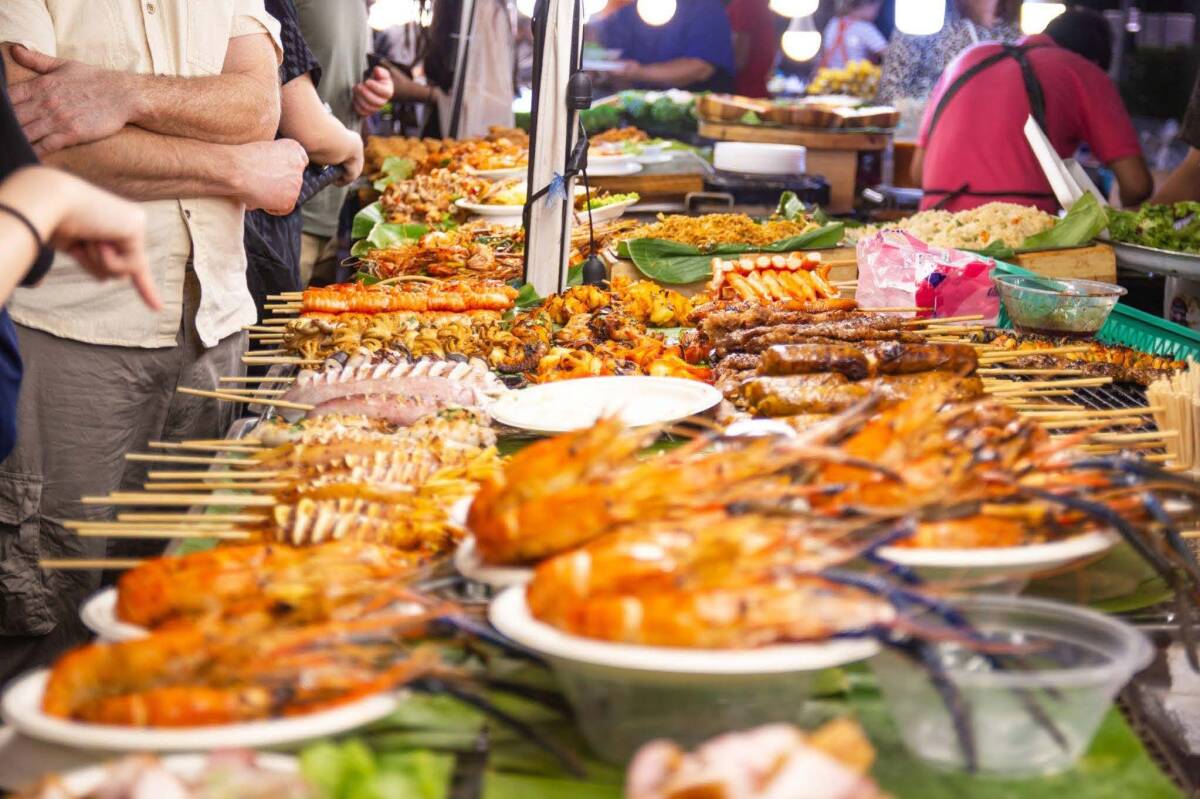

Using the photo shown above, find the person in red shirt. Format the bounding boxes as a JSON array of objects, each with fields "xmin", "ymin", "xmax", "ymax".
[
  {"xmin": 726, "ymin": 0, "xmax": 777, "ymax": 98},
  {"xmin": 911, "ymin": 8, "xmax": 1151, "ymax": 213}
]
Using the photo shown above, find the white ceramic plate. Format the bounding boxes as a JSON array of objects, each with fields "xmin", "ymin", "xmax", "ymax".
[
  {"xmin": 587, "ymin": 160, "xmax": 643, "ymax": 177},
  {"xmin": 489, "ymin": 587, "xmax": 879, "ymax": 674},
  {"xmin": 877, "ymin": 530, "xmax": 1117, "ymax": 572},
  {"xmin": 80, "ymin": 589, "xmax": 146, "ymax": 642},
  {"xmin": 464, "ymin": 165, "xmax": 527, "ymax": 181},
  {"xmin": 573, "ymin": 195, "xmax": 639, "ymax": 225},
  {"xmin": 54, "ymin": 753, "xmax": 298, "ymax": 794},
  {"xmin": 455, "ymin": 197, "xmax": 526, "ymax": 218},
  {"xmin": 2, "ymin": 670, "xmax": 401, "ymax": 752},
  {"xmin": 487, "ymin": 376, "xmax": 721, "ymax": 434},
  {"xmin": 454, "ymin": 535, "xmax": 533, "ymax": 589}
]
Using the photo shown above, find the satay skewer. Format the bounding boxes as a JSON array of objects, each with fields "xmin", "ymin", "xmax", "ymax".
[
  {"xmin": 176, "ymin": 386, "xmax": 314, "ymax": 411},
  {"xmin": 901, "ymin": 314, "xmax": 985, "ymax": 326},
  {"xmin": 73, "ymin": 529, "xmax": 253, "ymax": 540},
  {"xmin": 148, "ymin": 441, "xmax": 264, "ymax": 453},
  {"xmin": 219, "ymin": 376, "xmax": 295, "ymax": 384},
  {"xmin": 83, "ymin": 492, "xmax": 278, "ymax": 507},
  {"xmin": 40, "ymin": 559, "xmax": 143, "ymax": 570},
  {"xmin": 977, "ymin": 368, "xmax": 1084, "ymax": 376},
  {"xmin": 118, "ymin": 512, "xmax": 268, "ymax": 523},
  {"xmin": 147, "ymin": 470, "xmax": 281, "ymax": 480},
  {"xmin": 978, "ymin": 345, "xmax": 1093, "ymax": 363}
]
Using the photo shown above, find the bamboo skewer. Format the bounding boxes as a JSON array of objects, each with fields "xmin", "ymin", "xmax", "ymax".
[
  {"xmin": 902, "ymin": 314, "xmax": 985, "ymax": 327},
  {"xmin": 146, "ymin": 470, "xmax": 280, "ymax": 480},
  {"xmin": 219, "ymin": 376, "xmax": 295, "ymax": 384},
  {"xmin": 176, "ymin": 386, "xmax": 314, "ymax": 411},
  {"xmin": 118, "ymin": 512, "xmax": 267, "ymax": 523},
  {"xmin": 145, "ymin": 481, "xmax": 289, "ymax": 492},
  {"xmin": 857, "ymin": 306, "xmax": 931, "ymax": 313},
  {"xmin": 83, "ymin": 493, "xmax": 278, "ymax": 507},
  {"xmin": 148, "ymin": 441, "xmax": 263, "ymax": 453},
  {"xmin": 978, "ymin": 346, "xmax": 1092, "ymax": 363},
  {"xmin": 978, "ymin": 368, "xmax": 1084, "ymax": 376},
  {"xmin": 986, "ymin": 377, "xmax": 1113, "ymax": 393},
  {"xmin": 241, "ymin": 356, "xmax": 319, "ymax": 366},
  {"xmin": 1018, "ymin": 406, "xmax": 1158, "ymax": 418},
  {"xmin": 73, "ymin": 528, "xmax": 254, "ymax": 540},
  {"xmin": 1085, "ymin": 430, "xmax": 1179, "ymax": 444},
  {"xmin": 41, "ymin": 559, "xmax": 143, "ymax": 569},
  {"xmin": 127, "ymin": 453, "xmax": 247, "ymax": 466}
]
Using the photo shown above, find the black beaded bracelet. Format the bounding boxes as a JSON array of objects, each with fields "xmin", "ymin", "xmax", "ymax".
[{"xmin": 0, "ymin": 201, "xmax": 44, "ymax": 252}]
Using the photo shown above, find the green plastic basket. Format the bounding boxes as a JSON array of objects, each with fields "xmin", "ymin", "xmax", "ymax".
[{"xmin": 992, "ymin": 261, "xmax": 1200, "ymax": 361}]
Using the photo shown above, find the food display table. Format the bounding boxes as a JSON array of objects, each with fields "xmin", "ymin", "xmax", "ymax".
[
  {"xmin": 589, "ymin": 150, "xmax": 709, "ymax": 202},
  {"xmin": 697, "ymin": 120, "xmax": 890, "ymax": 214}
]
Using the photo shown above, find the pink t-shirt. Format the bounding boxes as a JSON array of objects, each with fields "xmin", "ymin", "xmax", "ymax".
[{"xmin": 917, "ymin": 34, "xmax": 1141, "ymax": 213}]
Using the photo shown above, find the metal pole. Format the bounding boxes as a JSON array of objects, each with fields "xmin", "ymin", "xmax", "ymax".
[{"xmin": 521, "ymin": 0, "xmax": 583, "ymax": 294}]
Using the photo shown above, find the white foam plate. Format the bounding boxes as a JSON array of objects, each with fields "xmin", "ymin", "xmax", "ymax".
[
  {"xmin": 454, "ymin": 535, "xmax": 533, "ymax": 589},
  {"xmin": 53, "ymin": 753, "xmax": 298, "ymax": 794},
  {"xmin": 80, "ymin": 589, "xmax": 146, "ymax": 642},
  {"xmin": 2, "ymin": 670, "xmax": 401, "ymax": 751},
  {"xmin": 489, "ymin": 587, "xmax": 879, "ymax": 674},
  {"xmin": 878, "ymin": 530, "xmax": 1117, "ymax": 578},
  {"xmin": 587, "ymin": 160, "xmax": 644, "ymax": 177},
  {"xmin": 487, "ymin": 376, "xmax": 721, "ymax": 434},
  {"xmin": 455, "ymin": 198, "xmax": 526, "ymax": 218}
]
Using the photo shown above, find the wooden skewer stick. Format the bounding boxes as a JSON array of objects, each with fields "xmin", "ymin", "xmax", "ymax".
[
  {"xmin": 265, "ymin": 302, "xmax": 301, "ymax": 310},
  {"xmin": 74, "ymin": 528, "xmax": 253, "ymax": 540},
  {"xmin": 127, "ymin": 453, "xmax": 247, "ymax": 466},
  {"xmin": 148, "ymin": 441, "xmax": 262, "ymax": 453},
  {"xmin": 176, "ymin": 386, "xmax": 314, "ymax": 411},
  {"xmin": 266, "ymin": 292, "xmax": 304, "ymax": 301},
  {"xmin": 978, "ymin": 368, "xmax": 1084, "ymax": 376},
  {"xmin": 1008, "ymin": 402, "xmax": 1086, "ymax": 411},
  {"xmin": 220, "ymin": 376, "xmax": 295, "ymax": 384},
  {"xmin": 145, "ymin": 481, "xmax": 288, "ymax": 492},
  {"xmin": 902, "ymin": 314, "xmax": 985, "ymax": 327},
  {"xmin": 201, "ymin": 388, "xmax": 286, "ymax": 396},
  {"xmin": 83, "ymin": 492, "xmax": 278, "ymax": 507},
  {"xmin": 1086, "ymin": 430, "xmax": 1179, "ymax": 444},
  {"xmin": 259, "ymin": 318, "xmax": 290, "ymax": 325},
  {"xmin": 978, "ymin": 346, "xmax": 1093, "ymax": 362},
  {"xmin": 147, "ymin": 470, "xmax": 279, "ymax": 480},
  {"xmin": 245, "ymin": 348, "xmax": 287, "ymax": 356},
  {"xmin": 41, "ymin": 559, "xmax": 143, "ymax": 570},
  {"xmin": 994, "ymin": 389, "xmax": 1077, "ymax": 399},
  {"xmin": 243, "ymin": 325, "xmax": 284, "ymax": 333},
  {"xmin": 118, "ymin": 512, "xmax": 267, "ymax": 523},
  {"xmin": 241, "ymin": 356, "xmax": 318, "ymax": 366},
  {"xmin": 1018, "ymin": 406, "xmax": 1159, "ymax": 418},
  {"xmin": 986, "ymin": 377, "xmax": 1113, "ymax": 393},
  {"xmin": 1034, "ymin": 418, "xmax": 1146, "ymax": 430}
]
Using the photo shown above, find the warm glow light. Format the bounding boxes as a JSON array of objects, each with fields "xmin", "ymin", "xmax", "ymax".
[
  {"xmin": 768, "ymin": 0, "xmax": 818, "ymax": 19},
  {"xmin": 517, "ymin": 0, "xmax": 536, "ymax": 15},
  {"xmin": 583, "ymin": 0, "xmax": 608, "ymax": 18},
  {"xmin": 894, "ymin": 0, "xmax": 945, "ymax": 35},
  {"xmin": 368, "ymin": 0, "xmax": 421, "ymax": 29},
  {"xmin": 781, "ymin": 29, "xmax": 822, "ymax": 61},
  {"xmin": 637, "ymin": 0, "xmax": 676, "ymax": 26},
  {"xmin": 1020, "ymin": 2, "xmax": 1065, "ymax": 34}
]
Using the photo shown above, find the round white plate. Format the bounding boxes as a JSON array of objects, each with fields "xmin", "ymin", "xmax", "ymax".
[
  {"xmin": 2, "ymin": 670, "xmax": 401, "ymax": 751},
  {"xmin": 573, "ymin": 195, "xmax": 638, "ymax": 225},
  {"xmin": 489, "ymin": 587, "xmax": 879, "ymax": 674},
  {"xmin": 635, "ymin": 151, "xmax": 673, "ymax": 165},
  {"xmin": 877, "ymin": 530, "xmax": 1117, "ymax": 572},
  {"xmin": 55, "ymin": 753, "xmax": 298, "ymax": 794},
  {"xmin": 487, "ymin": 376, "xmax": 721, "ymax": 434},
  {"xmin": 465, "ymin": 165, "xmax": 527, "ymax": 181},
  {"xmin": 454, "ymin": 535, "xmax": 533, "ymax": 589},
  {"xmin": 80, "ymin": 589, "xmax": 146, "ymax": 642},
  {"xmin": 455, "ymin": 198, "xmax": 526, "ymax": 218},
  {"xmin": 588, "ymin": 160, "xmax": 643, "ymax": 177}
]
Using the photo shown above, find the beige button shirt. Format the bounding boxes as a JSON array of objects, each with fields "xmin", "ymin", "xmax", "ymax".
[{"xmin": 0, "ymin": 1, "xmax": 282, "ymax": 348}]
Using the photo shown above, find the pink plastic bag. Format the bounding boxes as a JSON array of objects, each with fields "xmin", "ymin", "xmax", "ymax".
[{"xmin": 855, "ymin": 231, "xmax": 1000, "ymax": 323}]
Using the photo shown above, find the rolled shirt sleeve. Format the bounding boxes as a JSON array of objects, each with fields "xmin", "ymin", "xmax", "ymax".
[
  {"xmin": 0, "ymin": 0, "xmax": 57, "ymax": 56},
  {"xmin": 233, "ymin": 0, "xmax": 284, "ymax": 65}
]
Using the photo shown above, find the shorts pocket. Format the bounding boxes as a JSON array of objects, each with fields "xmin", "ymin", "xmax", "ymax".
[{"xmin": 0, "ymin": 471, "xmax": 53, "ymax": 636}]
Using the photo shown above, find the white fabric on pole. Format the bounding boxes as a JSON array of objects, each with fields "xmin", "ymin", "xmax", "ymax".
[
  {"xmin": 436, "ymin": 0, "xmax": 516, "ymax": 137},
  {"xmin": 523, "ymin": 0, "xmax": 581, "ymax": 294}
]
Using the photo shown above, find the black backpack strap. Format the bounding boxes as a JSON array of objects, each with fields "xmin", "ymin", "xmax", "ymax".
[{"xmin": 926, "ymin": 44, "xmax": 1051, "ymax": 145}]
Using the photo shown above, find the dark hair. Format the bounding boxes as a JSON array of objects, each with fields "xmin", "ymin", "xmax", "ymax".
[
  {"xmin": 1045, "ymin": 7, "xmax": 1113, "ymax": 71},
  {"xmin": 418, "ymin": 0, "xmax": 462, "ymax": 93}
]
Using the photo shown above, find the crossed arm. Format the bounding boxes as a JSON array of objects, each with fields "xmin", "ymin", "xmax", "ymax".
[{"xmin": 1, "ymin": 35, "xmax": 304, "ymax": 211}]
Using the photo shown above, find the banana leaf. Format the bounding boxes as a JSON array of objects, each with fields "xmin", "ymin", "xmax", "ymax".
[
  {"xmin": 373, "ymin": 156, "xmax": 415, "ymax": 192},
  {"xmin": 352, "ymin": 201, "xmax": 385, "ymax": 240},
  {"xmin": 625, "ymin": 222, "xmax": 845, "ymax": 284},
  {"xmin": 350, "ymin": 222, "xmax": 428, "ymax": 258}
]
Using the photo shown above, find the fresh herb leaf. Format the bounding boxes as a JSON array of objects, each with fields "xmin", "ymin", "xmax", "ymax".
[
  {"xmin": 352, "ymin": 201, "xmax": 385, "ymax": 239},
  {"xmin": 372, "ymin": 156, "xmax": 416, "ymax": 191},
  {"xmin": 776, "ymin": 191, "xmax": 806, "ymax": 221}
]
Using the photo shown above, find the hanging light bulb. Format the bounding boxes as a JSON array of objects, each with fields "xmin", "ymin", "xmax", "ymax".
[
  {"xmin": 516, "ymin": 0, "xmax": 536, "ymax": 15},
  {"xmin": 781, "ymin": 14, "xmax": 820, "ymax": 62},
  {"xmin": 767, "ymin": 0, "xmax": 817, "ymax": 19},
  {"xmin": 637, "ymin": 0, "xmax": 677, "ymax": 26},
  {"xmin": 894, "ymin": 0, "xmax": 945, "ymax": 35},
  {"xmin": 781, "ymin": 29, "xmax": 821, "ymax": 61}
]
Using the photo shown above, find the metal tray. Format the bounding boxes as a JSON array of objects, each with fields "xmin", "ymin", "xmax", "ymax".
[{"xmin": 1104, "ymin": 237, "xmax": 1200, "ymax": 278}]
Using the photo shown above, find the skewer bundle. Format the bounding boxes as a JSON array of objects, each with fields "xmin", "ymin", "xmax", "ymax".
[{"xmin": 1147, "ymin": 360, "xmax": 1200, "ymax": 476}]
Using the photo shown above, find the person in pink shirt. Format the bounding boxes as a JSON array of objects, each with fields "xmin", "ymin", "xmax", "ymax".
[{"xmin": 911, "ymin": 8, "xmax": 1151, "ymax": 213}]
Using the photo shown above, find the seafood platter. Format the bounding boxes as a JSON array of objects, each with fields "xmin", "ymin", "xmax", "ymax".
[{"xmin": 8, "ymin": 149, "xmax": 1200, "ymax": 797}]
